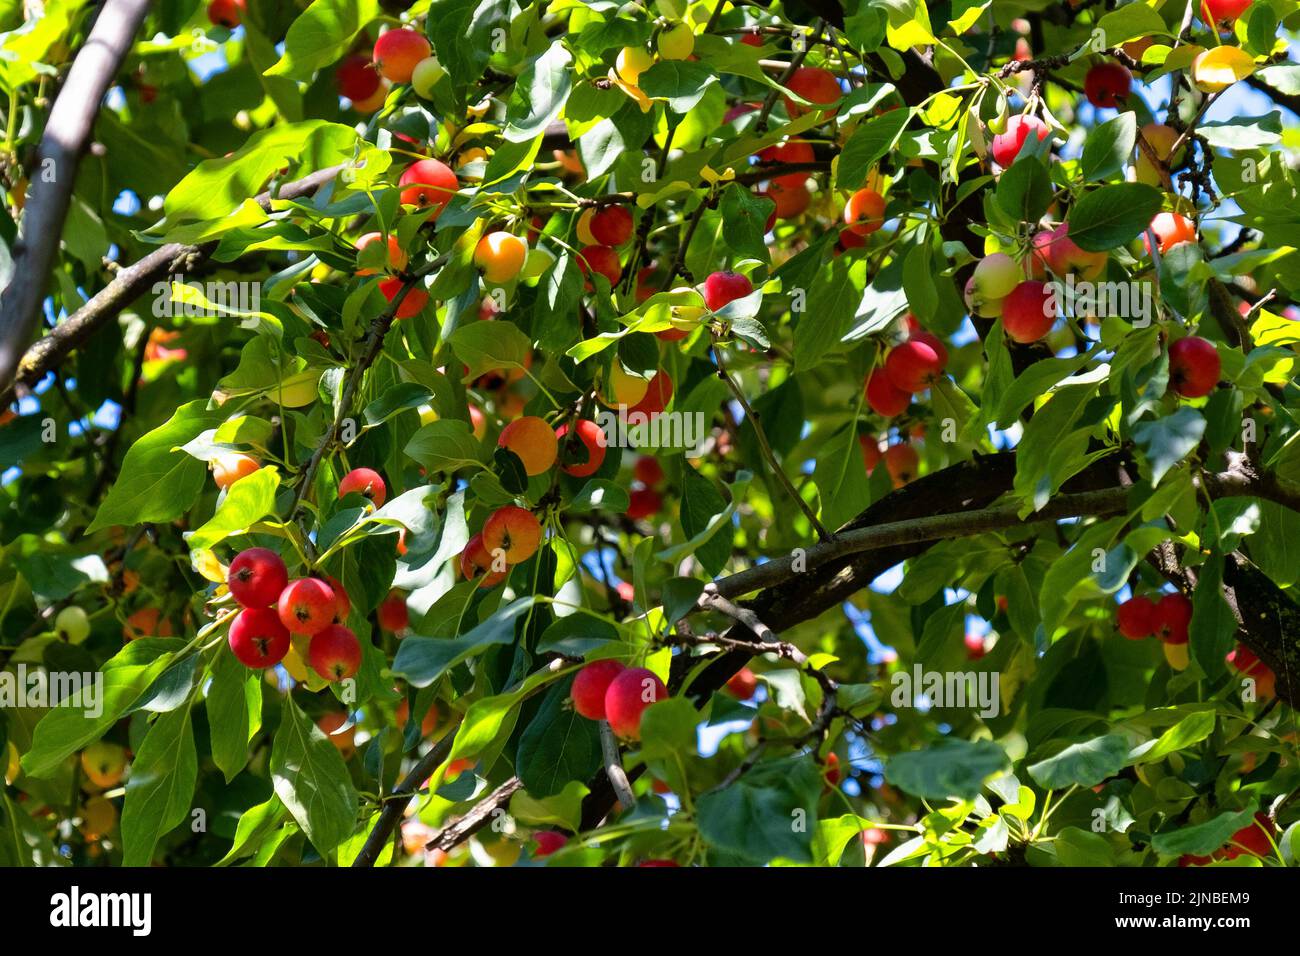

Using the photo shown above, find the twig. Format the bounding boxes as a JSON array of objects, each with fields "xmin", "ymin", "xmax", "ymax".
[
  {"xmin": 350, "ymin": 725, "xmax": 458, "ymax": 868},
  {"xmin": 754, "ymin": 18, "xmax": 824, "ymax": 133},
  {"xmin": 598, "ymin": 720, "xmax": 637, "ymax": 811},
  {"xmin": 712, "ymin": 343, "xmax": 831, "ymax": 541}
]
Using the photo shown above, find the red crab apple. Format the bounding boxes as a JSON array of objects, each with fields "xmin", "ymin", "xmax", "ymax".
[
  {"xmin": 991, "ymin": 114, "xmax": 1049, "ymax": 167},
  {"xmin": 909, "ymin": 329, "xmax": 949, "ymax": 368},
  {"xmin": 482, "ymin": 505, "xmax": 542, "ymax": 563},
  {"xmin": 1223, "ymin": 812, "xmax": 1274, "ymax": 860},
  {"xmin": 207, "ymin": 0, "xmax": 245, "ymax": 28},
  {"xmin": 765, "ymin": 180, "xmax": 810, "ymax": 219},
  {"xmin": 725, "ymin": 667, "xmax": 758, "ymax": 700},
  {"xmin": 373, "ymin": 28, "xmax": 431, "ymax": 84},
  {"xmin": 1167, "ymin": 336, "xmax": 1220, "ymax": 398},
  {"xmin": 227, "ymin": 547, "xmax": 288, "ymax": 609},
  {"xmin": 1084, "ymin": 62, "xmax": 1132, "ymax": 109},
  {"xmin": 228, "ymin": 608, "xmax": 291, "ymax": 668},
  {"xmin": 1001, "ymin": 280, "xmax": 1057, "ymax": 344},
  {"xmin": 757, "ymin": 140, "xmax": 815, "ymax": 190},
  {"xmin": 336, "ymin": 55, "xmax": 381, "ymax": 102},
  {"xmin": 634, "ymin": 457, "xmax": 664, "ymax": 486},
  {"xmin": 326, "ymin": 576, "xmax": 351, "ymax": 623},
  {"xmin": 783, "ymin": 67, "xmax": 841, "ymax": 116},
  {"xmin": 380, "ymin": 277, "xmax": 429, "ymax": 319},
  {"xmin": 589, "ymin": 205, "xmax": 634, "ymax": 246},
  {"xmin": 339, "ymin": 467, "xmax": 387, "ymax": 506},
  {"xmin": 378, "ymin": 591, "xmax": 409, "ymax": 633},
  {"xmin": 1116, "ymin": 595, "xmax": 1156, "ymax": 639},
  {"xmin": 533, "ymin": 831, "xmax": 568, "ymax": 857},
  {"xmin": 277, "ymin": 577, "xmax": 338, "ymax": 636},
  {"xmin": 865, "ymin": 368, "xmax": 910, "ymax": 417},
  {"xmin": 1033, "ymin": 223, "xmax": 1107, "ymax": 281},
  {"xmin": 604, "ymin": 667, "xmax": 668, "ymax": 739},
  {"xmin": 628, "ymin": 370, "xmax": 674, "ymax": 417},
  {"xmin": 577, "ymin": 245, "xmax": 622, "ymax": 288},
  {"xmin": 308, "ymin": 624, "xmax": 362, "ymax": 682},
  {"xmin": 884, "ymin": 339, "xmax": 944, "ymax": 393},
  {"xmin": 627, "ymin": 487, "xmax": 662, "ymax": 520},
  {"xmin": 398, "ymin": 159, "xmax": 457, "ymax": 216},
  {"xmin": 964, "ymin": 632, "xmax": 987, "ymax": 660},
  {"xmin": 1152, "ymin": 592, "xmax": 1193, "ymax": 645},
  {"xmin": 1201, "ymin": 0, "xmax": 1254, "ymax": 27},
  {"xmin": 571, "ymin": 660, "xmax": 626, "ymax": 720},
  {"xmin": 555, "ymin": 419, "xmax": 607, "ymax": 478},
  {"xmin": 702, "ymin": 270, "xmax": 753, "ymax": 311}
]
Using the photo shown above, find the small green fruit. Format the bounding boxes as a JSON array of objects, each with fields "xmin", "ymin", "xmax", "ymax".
[
  {"xmin": 411, "ymin": 56, "xmax": 447, "ymax": 100},
  {"xmin": 55, "ymin": 605, "xmax": 91, "ymax": 644}
]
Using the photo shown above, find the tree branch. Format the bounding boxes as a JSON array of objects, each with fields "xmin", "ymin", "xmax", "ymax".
[
  {"xmin": 0, "ymin": 0, "xmax": 152, "ymax": 394},
  {"xmin": 0, "ymin": 163, "xmax": 346, "ymax": 408}
]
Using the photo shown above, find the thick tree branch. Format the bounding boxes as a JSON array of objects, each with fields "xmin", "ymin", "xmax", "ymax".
[
  {"xmin": 0, "ymin": 0, "xmax": 152, "ymax": 394},
  {"xmin": 0, "ymin": 163, "xmax": 346, "ymax": 408}
]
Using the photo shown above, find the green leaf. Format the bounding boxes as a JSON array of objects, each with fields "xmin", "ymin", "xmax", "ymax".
[
  {"xmin": 515, "ymin": 678, "xmax": 602, "ymax": 797},
  {"xmin": 405, "ymin": 420, "xmax": 484, "ymax": 474},
  {"xmin": 884, "ymin": 739, "xmax": 1009, "ymax": 800},
  {"xmin": 450, "ymin": 319, "xmax": 533, "ymax": 380},
  {"xmin": 87, "ymin": 402, "xmax": 226, "ymax": 532},
  {"xmin": 1066, "ymin": 183, "xmax": 1164, "ymax": 253},
  {"xmin": 270, "ymin": 696, "xmax": 358, "ymax": 859},
  {"xmin": 995, "ymin": 157, "xmax": 1052, "ymax": 222},
  {"xmin": 392, "ymin": 598, "xmax": 535, "ymax": 686},
  {"xmin": 22, "ymin": 640, "xmax": 182, "ymax": 778},
  {"xmin": 696, "ymin": 757, "xmax": 822, "ymax": 863},
  {"xmin": 504, "ymin": 42, "xmax": 573, "ymax": 142},
  {"xmin": 1130, "ymin": 709, "xmax": 1216, "ymax": 765},
  {"xmin": 265, "ymin": 0, "xmax": 380, "ymax": 80},
  {"xmin": 1080, "ymin": 112, "xmax": 1136, "ymax": 182},
  {"xmin": 206, "ymin": 651, "xmax": 261, "ymax": 783},
  {"xmin": 679, "ymin": 466, "xmax": 730, "ymax": 576},
  {"xmin": 1133, "ymin": 407, "xmax": 1206, "ymax": 486},
  {"xmin": 639, "ymin": 59, "xmax": 717, "ymax": 113},
  {"xmin": 1198, "ymin": 112, "xmax": 1283, "ymax": 151},
  {"xmin": 216, "ymin": 797, "xmax": 288, "ymax": 866},
  {"xmin": 1095, "ymin": 3, "xmax": 1170, "ymax": 45},
  {"xmin": 1027, "ymin": 734, "xmax": 1129, "ymax": 789},
  {"xmin": 188, "ymin": 466, "xmax": 280, "ymax": 550},
  {"xmin": 1189, "ymin": 553, "xmax": 1237, "ymax": 676},
  {"xmin": 1151, "ymin": 808, "xmax": 1258, "ymax": 857},
  {"xmin": 718, "ymin": 184, "xmax": 773, "ymax": 263},
  {"xmin": 121, "ymin": 703, "xmax": 198, "ymax": 866},
  {"xmin": 836, "ymin": 107, "xmax": 910, "ymax": 191}
]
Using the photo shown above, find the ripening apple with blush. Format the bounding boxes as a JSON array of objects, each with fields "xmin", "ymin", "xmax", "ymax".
[
  {"xmin": 339, "ymin": 467, "xmax": 387, "ymax": 506},
  {"xmin": 1001, "ymin": 280, "xmax": 1058, "ymax": 344},
  {"xmin": 227, "ymin": 547, "xmax": 288, "ymax": 608},
  {"xmin": 482, "ymin": 505, "xmax": 542, "ymax": 563},
  {"xmin": 308, "ymin": 624, "xmax": 363, "ymax": 682},
  {"xmin": 498, "ymin": 415, "xmax": 559, "ymax": 475},
  {"xmin": 398, "ymin": 159, "xmax": 458, "ymax": 217},
  {"xmin": 277, "ymin": 577, "xmax": 338, "ymax": 635},
  {"xmin": 702, "ymin": 270, "xmax": 753, "ymax": 312},
  {"xmin": 373, "ymin": 28, "xmax": 432, "ymax": 84}
]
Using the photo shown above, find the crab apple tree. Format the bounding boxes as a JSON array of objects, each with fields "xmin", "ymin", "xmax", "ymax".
[{"xmin": 1, "ymin": 0, "xmax": 1299, "ymax": 878}]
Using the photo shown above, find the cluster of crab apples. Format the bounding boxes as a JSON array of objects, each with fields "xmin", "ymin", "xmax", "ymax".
[
  {"xmin": 1116, "ymin": 592, "xmax": 1276, "ymax": 696},
  {"xmin": 223, "ymin": 468, "xmax": 408, "ymax": 680}
]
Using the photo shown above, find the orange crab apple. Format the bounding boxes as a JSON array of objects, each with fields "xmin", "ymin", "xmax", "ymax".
[
  {"xmin": 474, "ymin": 232, "xmax": 528, "ymax": 283},
  {"xmin": 460, "ymin": 532, "xmax": 507, "ymax": 588},
  {"xmin": 843, "ymin": 188, "xmax": 886, "ymax": 236},
  {"xmin": 498, "ymin": 415, "xmax": 559, "ymax": 475},
  {"xmin": 356, "ymin": 232, "xmax": 407, "ymax": 275},
  {"xmin": 482, "ymin": 505, "xmax": 542, "ymax": 563},
  {"xmin": 212, "ymin": 452, "xmax": 259, "ymax": 489}
]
